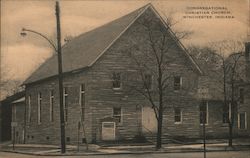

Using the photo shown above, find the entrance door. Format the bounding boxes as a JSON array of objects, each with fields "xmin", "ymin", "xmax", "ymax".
[
  {"xmin": 142, "ymin": 106, "xmax": 157, "ymax": 133},
  {"xmin": 102, "ymin": 122, "xmax": 116, "ymax": 140}
]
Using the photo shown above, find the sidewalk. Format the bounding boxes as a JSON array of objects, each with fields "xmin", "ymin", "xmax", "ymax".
[{"xmin": 1, "ymin": 139, "xmax": 249, "ymax": 156}]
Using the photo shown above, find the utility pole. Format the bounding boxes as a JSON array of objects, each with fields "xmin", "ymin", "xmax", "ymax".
[
  {"xmin": 55, "ymin": 1, "xmax": 66, "ymax": 153},
  {"xmin": 202, "ymin": 100, "xmax": 207, "ymax": 158},
  {"xmin": 20, "ymin": 1, "xmax": 66, "ymax": 153}
]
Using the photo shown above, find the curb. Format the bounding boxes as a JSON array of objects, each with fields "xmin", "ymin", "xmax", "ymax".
[{"xmin": 1, "ymin": 147, "xmax": 250, "ymax": 156}]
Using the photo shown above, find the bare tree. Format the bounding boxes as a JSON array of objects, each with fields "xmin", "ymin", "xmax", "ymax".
[
  {"xmin": 0, "ymin": 68, "xmax": 23, "ymax": 100},
  {"xmin": 192, "ymin": 40, "xmax": 245, "ymax": 147},
  {"xmin": 124, "ymin": 10, "xmax": 193, "ymax": 149}
]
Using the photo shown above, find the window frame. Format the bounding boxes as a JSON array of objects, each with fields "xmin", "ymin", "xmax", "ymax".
[
  {"xmin": 174, "ymin": 108, "xmax": 182, "ymax": 124},
  {"xmin": 112, "ymin": 107, "xmax": 122, "ymax": 123},
  {"xmin": 222, "ymin": 104, "xmax": 229, "ymax": 124},
  {"xmin": 79, "ymin": 84, "xmax": 85, "ymax": 122},
  {"xmin": 112, "ymin": 72, "xmax": 122, "ymax": 90},
  {"xmin": 239, "ymin": 88, "xmax": 244, "ymax": 104},
  {"xmin": 50, "ymin": 90, "xmax": 54, "ymax": 122},
  {"xmin": 28, "ymin": 95, "xmax": 31, "ymax": 123},
  {"xmin": 238, "ymin": 112, "xmax": 247, "ymax": 130},
  {"xmin": 174, "ymin": 76, "xmax": 182, "ymax": 91},
  {"xmin": 37, "ymin": 92, "xmax": 42, "ymax": 124},
  {"xmin": 200, "ymin": 101, "xmax": 208, "ymax": 125}
]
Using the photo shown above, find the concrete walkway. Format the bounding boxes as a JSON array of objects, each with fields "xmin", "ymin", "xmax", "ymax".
[{"xmin": 0, "ymin": 139, "xmax": 249, "ymax": 156}]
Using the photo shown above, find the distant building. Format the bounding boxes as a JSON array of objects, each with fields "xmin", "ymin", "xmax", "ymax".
[
  {"xmin": 236, "ymin": 42, "xmax": 250, "ymax": 137},
  {"xmin": 0, "ymin": 91, "xmax": 25, "ymax": 142},
  {"xmin": 11, "ymin": 97, "xmax": 26, "ymax": 144}
]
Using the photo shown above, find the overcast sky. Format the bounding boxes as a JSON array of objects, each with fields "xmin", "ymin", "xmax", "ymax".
[{"xmin": 1, "ymin": 0, "xmax": 249, "ymax": 82}]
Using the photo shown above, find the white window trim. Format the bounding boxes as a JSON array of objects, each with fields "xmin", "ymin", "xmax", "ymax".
[
  {"xmin": 37, "ymin": 93, "xmax": 42, "ymax": 124},
  {"xmin": 174, "ymin": 76, "xmax": 182, "ymax": 91},
  {"xmin": 79, "ymin": 84, "xmax": 85, "ymax": 122},
  {"xmin": 112, "ymin": 73, "xmax": 122, "ymax": 90},
  {"xmin": 28, "ymin": 95, "xmax": 31, "ymax": 122},
  {"xmin": 112, "ymin": 107, "xmax": 123, "ymax": 124},
  {"xmin": 238, "ymin": 112, "xmax": 247, "ymax": 130},
  {"xmin": 49, "ymin": 90, "xmax": 54, "ymax": 122},
  {"xmin": 180, "ymin": 77, "xmax": 183, "ymax": 88},
  {"xmin": 174, "ymin": 108, "xmax": 182, "ymax": 124},
  {"xmin": 200, "ymin": 101, "xmax": 209, "ymax": 125}
]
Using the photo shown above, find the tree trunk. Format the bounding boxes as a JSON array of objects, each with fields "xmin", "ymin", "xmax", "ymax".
[
  {"xmin": 156, "ymin": 109, "xmax": 163, "ymax": 150},
  {"xmin": 229, "ymin": 122, "xmax": 233, "ymax": 147}
]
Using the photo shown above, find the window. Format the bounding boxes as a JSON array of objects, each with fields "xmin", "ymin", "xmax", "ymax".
[
  {"xmin": 64, "ymin": 87, "xmax": 68, "ymax": 122},
  {"xmin": 38, "ymin": 92, "xmax": 42, "ymax": 124},
  {"xmin": 174, "ymin": 76, "xmax": 182, "ymax": 90},
  {"xmin": 112, "ymin": 72, "xmax": 121, "ymax": 89},
  {"xmin": 200, "ymin": 101, "xmax": 208, "ymax": 124},
  {"xmin": 113, "ymin": 107, "xmax": 122, "ymax": 122},
  {"xmin": 28, "ymin": 95, "xmax": 31, "ymax": 122},
  {"xmin": 66, "ymin": 137, "xmax": 70, "ymax": 142},
  {"xmin": 238, "ymin": 112, "xmax": 247, "ymax": 130},
  {"xmin": 222, "ymin": 104, "xmax": 229, "ymax": 123},
  {"xmin": 239, "ymin": 88, "xmax": 244, "ymax": 104},
  {"xmin": 144, "ymin": 74, "xmax": 152, "ymax": 90},
  {"xmin": 174, "ymin": 108, "xmax": 182, "ymax": 123},
  {"xmin": 80, "ymin": 84, "xmax": 85, "ymax": 121},
  {"xmin": 50, "ymin": 90, "xmax": 54, "ymax": 122}
]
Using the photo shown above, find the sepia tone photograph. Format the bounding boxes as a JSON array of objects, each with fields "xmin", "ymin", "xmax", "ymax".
[{"xmin": 0, "ymin": 0, "xmax": 249, "ymax": 157}]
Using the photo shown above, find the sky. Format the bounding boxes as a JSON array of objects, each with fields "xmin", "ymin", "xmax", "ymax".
[{"xmin": 1, "ymin": 0, "xmax": 249, "ymax": 82}]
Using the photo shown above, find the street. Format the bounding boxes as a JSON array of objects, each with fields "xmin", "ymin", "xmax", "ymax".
[{"xmin": 0, "ymin": 151, "xmax": 249, "ymax": 158}]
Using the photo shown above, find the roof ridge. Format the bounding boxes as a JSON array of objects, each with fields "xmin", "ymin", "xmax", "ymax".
[
  {"xmin": 149, "ymin": 4, "xmax": 203, "ymax": 74},
  {"xmin": 23, "ymin": 4, "xmax": 151, "ymax": 84},
  {"xmin": 62, "ymin": 3, "xmax": 150, "ymax": 49},
  {"xmin": 88, "ymin": 4, "xmax": 151, "ymax": 66}
]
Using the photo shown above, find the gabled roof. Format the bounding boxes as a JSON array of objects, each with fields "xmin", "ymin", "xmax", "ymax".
[{"xmin": 24, "ymin": 4, "xmax": 202, "ymax": 85}]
